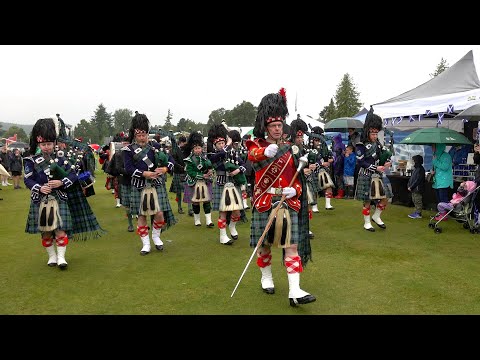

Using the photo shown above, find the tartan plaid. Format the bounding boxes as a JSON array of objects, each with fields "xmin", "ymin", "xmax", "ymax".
[
  {"xmin": 66, "ymin": 183, "xmax": 106, "ymax": 240},
  {"xmin": 250, "ymin": 201, "xmax": 299, "ymax": 246},
  {"xmin": 248, "ymin": 157, "xmax": 312, "ymax": 266},
  {"xmin": 183, "ymin": 182, "xmax": 213, "ymax": 204},
  {"xmin": 120, "ymin": 183, "xmax": 132, "ymax": 207},
  {"xmin": 170, "ymin": 173, "xmax": 186, "ymax": 193},
  {"xmin": 212, "ymin": 183, "xmax": 244, "ymax": 211},
  {"xmin": 129, "ymin": 184, "xmax": 177, "ymax": 230},
  {"xmin": 355, "ymin": 173, "xmax": 393, "ymax": 202},
  {"xmin": 25, "ymin": 193, "xmax": 73, "ymax": 234}
]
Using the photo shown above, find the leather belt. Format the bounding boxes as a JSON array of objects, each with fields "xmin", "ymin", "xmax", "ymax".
[{"xmin": 267, "ymin": 187, "xmax": 283, "ymax": 195}]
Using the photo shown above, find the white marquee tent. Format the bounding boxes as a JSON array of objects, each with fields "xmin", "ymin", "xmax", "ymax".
[{"xmin": 372, "ymin": 50, "xmax": 480, "ymax": 133}]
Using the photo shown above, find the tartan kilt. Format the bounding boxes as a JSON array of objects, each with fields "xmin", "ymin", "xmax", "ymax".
[
  {"xmin": 120, "ymin": 183, "xmax": 132, "ymax": 208},
  {"xmin": 130, "ymin": 184, "xmax": 177, "ymax": 230},
  {"xmin": 249, "ymin": 201, "xmax": 299, "ymax": 248},
  {"xmin": 170, "ymin": 173, "xmax": 186, "ymax": 193},
  {"xmin": 25, "ymin": 194, "xmax": 72, "ymax": 234},
  {"xmin": 355, "ymin": 172, "xmax": 393, "ymax": 202},
  {"xmin": 306, "ymin": 174, "xmax": 320, "ymax": 193},
  {"xmin": 212, "ymin": 183, "xmax": 244, "ymax": 211},
  {"xmin": 67, "ymin": 183, "xmax": 105, "ymax": 240},
  {"xmin": 183, "ymin": 181, "xmax": 213, "ymax": 204}
]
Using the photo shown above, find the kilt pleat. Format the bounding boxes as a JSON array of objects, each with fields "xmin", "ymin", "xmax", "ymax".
[{"xmin": 67, "ymin": 183, "xmax": 106, "ymax": 240}]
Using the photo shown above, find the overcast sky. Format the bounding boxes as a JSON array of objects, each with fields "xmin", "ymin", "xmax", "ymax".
[{"xmin": 1, "ymin": 45, "xmax": 478, "ymax": 128}]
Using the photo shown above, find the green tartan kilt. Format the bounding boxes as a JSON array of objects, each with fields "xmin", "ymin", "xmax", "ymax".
[
  {"xmin": 120, "ymin": 183, "xmax": 132, "ymax": 208},
  {"xmin": 25, "ymin": 194, "xmax": 73, "ymax": 234},
  {"xmin": 355, "ymin": 172, "xmax": 393, "ymax": 202},
  {"xmin": 249, "ymin": 200, "xmax": 299, "ymax": 248},
  {"xmin": 129, "ymin": 184, "xmax": 177, "ymax": 230},
  {"xmin": 169, "ymin": 173, "xmax": 186, "ymax": 193},
  {"xmin": 212, "ymin": 183, "xmax": 244, "ymax": 211},
  {"xmin": 67, "ymin": 183, "xmax": 105, "ymax": 240}
]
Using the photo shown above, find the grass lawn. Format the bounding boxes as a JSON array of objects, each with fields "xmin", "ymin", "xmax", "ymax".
[{"xmin": 1, "ymin": 168, "xmax": 480, "ymax": 315}]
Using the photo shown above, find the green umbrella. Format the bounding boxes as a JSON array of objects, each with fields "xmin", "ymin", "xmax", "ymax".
[
  {"xmin": 324, "ymin": 117, "xmax": 364, "ymax": 133},
  {"xmin": 400, "ymin": 127, "xmax": 472, "ymax": 145}
]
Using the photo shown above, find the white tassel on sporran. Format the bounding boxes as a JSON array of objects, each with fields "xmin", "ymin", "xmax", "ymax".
[
  {"xmin": 191, "ymin": 180, "xmax": 210, "ymax": 203},
  {"xmin": 38, "ymin": 195, "xmax": 62, "ymax": 232},
  {"xmin": 318, "ymin": 168, "xmax": 335, "ymax": 190},
  {"xmin": 370, "ymin": 173, "xmax": 386, "ymax": 200},
  {"xmin": 266, "ymin": 202, "xmax": 291, "ymax": 248},
  {"xmin": 140, "ymin": 185, "xmax": 160, "ymax": 216},
  {"xmin": 219, "ymin": 182, "xmax": 243, "ymax": 212}
]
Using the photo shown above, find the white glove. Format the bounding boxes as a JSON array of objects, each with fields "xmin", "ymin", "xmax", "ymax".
[
  {"xmin": 282, "ymin": 187, "xmax": 296, "ymax": 199},
  {"xmin": 264, "ymin": 144, "xmax": 279, "ymax": 158}
]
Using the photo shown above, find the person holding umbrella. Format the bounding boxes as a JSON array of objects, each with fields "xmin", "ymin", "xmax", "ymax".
[{"xmin": 431, "ymin": 143, "xmax": 454, "ymax": 221}]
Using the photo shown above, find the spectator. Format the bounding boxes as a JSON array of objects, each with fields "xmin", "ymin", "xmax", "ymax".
[
  {"xmin": 431, "ymin": 143, "xmax": 454, "ymax": 221},
  {"xmin": 343, "ymin": 145, "xmax": 356, "ymax": 198},
  {"xmin": 9, "ymin": 148, "xmax": 24, "ymax": 189},
  {"xmin": 0, "ymin": 146, "xmax": 12, "ymax": 186},
  {"xmin": 407, "ymin": 154, "xmax": 426, "ymax": 219}
]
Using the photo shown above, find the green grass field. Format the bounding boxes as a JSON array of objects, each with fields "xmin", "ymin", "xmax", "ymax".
[{"xmin": 1, "ymin": 168, "xmax": 480, "ymax": 315}]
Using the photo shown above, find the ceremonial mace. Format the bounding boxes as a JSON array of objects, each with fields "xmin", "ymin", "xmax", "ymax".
[{"xmin": 230, "ymin": 153, "xmax": 309, "ymax": 298}]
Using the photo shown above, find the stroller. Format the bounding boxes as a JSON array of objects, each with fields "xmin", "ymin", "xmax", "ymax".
[{"xmin": 429, "ymin": 183, "xmax": 480, "ymax": 234}]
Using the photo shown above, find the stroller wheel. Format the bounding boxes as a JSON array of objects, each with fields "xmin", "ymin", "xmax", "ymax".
[
  {"xmin": 434, "ymin": 227, "xmax": 442, "ymax": 233},
  {"xmin": 463, "ymin": 223, "xmax": 470, "ymax": 229},
  {"xmin": 470, "ymin": 228, "xmax": 478, "ymax": 234},
  {"xmin": 428, "ymin": 223, "xmax": 435, "ymax": 228}
]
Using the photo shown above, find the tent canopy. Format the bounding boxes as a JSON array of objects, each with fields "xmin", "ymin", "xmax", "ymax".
[{"xmin": 372, "ymin": 50, "xmax": 480, "ymax": 133}]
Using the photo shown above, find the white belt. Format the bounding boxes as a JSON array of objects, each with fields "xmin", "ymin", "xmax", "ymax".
[{"xmin": 267, "ymin": 187, "xmax": 283, "ymax": 195}]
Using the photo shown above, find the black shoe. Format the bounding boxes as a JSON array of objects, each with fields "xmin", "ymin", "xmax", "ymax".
[
  {"xmin": 140, "ymin": 250, "xmax": 149, "ymax": 256},
  {"xmin": 289, "ymin": 294, "xmax": 316, "ymax": 307},
  {"xmin": 262, "ymin": 287, "xmax": 275, "ymax": 294},
  {"xmin": 364, "ymin": 227, "xmax": 375, "ymax": 232},
  {"xmin": 325, "ymin": 207, "xmax": 334, "ymax": 210},
  {"xmin": 58, "ymin": 263, "xmax": 68, "ymax": 270},
  {"xmin": 155, "ymin": 244, "xmax": 164, "ymax": 251},
  {"xmin": 309, "ymin": 232, "xmax": 314, "ymax": 239},
  {"xmin": 223, "ymin": 240, "xmax": 234, "ymax": 245},
  {"xmin": 206, "ymin": 223, "xmax": 215, "ymax": 228},
  {"xmin": 188, "ymin": 210, "xmax": 194, "ymax": 217},
  {"xmin": 371, "ymin": 219, "xmax": 386, "ymax": 229},
  {"xmin": 231, "ymin": 234, "xmax": 238, "ymax": 240},
  {"xmin": 178, "ymin": 208, "xmax": 184, "ymax": 214},
  {"xmin": 127, "ymin": 225, "xmax": 134, "ymax": 232},
  {"xmin": 47, "ymin": 262, "xmax": 57, "ymax": 267}
]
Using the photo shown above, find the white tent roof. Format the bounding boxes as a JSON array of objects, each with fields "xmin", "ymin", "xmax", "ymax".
[{"xmin": 372, "ymin": 50, "xmax": 480, "ymax": 132}]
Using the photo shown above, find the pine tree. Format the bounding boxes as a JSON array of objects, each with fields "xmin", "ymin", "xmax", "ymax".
[{"xmin": 333, "ymin": 73, "xmax": 362, "ymax": 118}]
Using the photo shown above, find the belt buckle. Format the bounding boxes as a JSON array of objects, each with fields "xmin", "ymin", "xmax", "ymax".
[{"xmin": 275, "ymin": 187, "xmax": 283, "ymax": 196}]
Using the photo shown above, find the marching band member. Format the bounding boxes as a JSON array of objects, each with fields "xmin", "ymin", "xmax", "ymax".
[
  {"xmin": 246, "ymin": 88, "xmax": 315, "ymax": 307},
  {"xmin": 24, "ymin": 118, "xmax": 75, "ymax": 269},
  {"xmin": 123, "ymin": 113, "xmax": 177, "ymax": 255},
  {"xmin": 355, "ymin": 106, "xmax": 393, "ymax": 231},
  {"xmin": 310, "ymin": 126, "xmax": 335, "ymax": 211},
  {"xmin": 183, "ymin": 132, "xmax": 214, "ymax": 228},
  {"xmin": 207, "ymin": 124, "xmax": 246, "ymax": 245}
]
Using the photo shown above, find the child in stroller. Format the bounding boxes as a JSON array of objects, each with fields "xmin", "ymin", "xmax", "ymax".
[{"xmin": 429, "ymin": 180, "xmax": 480, "ymax": 233}]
